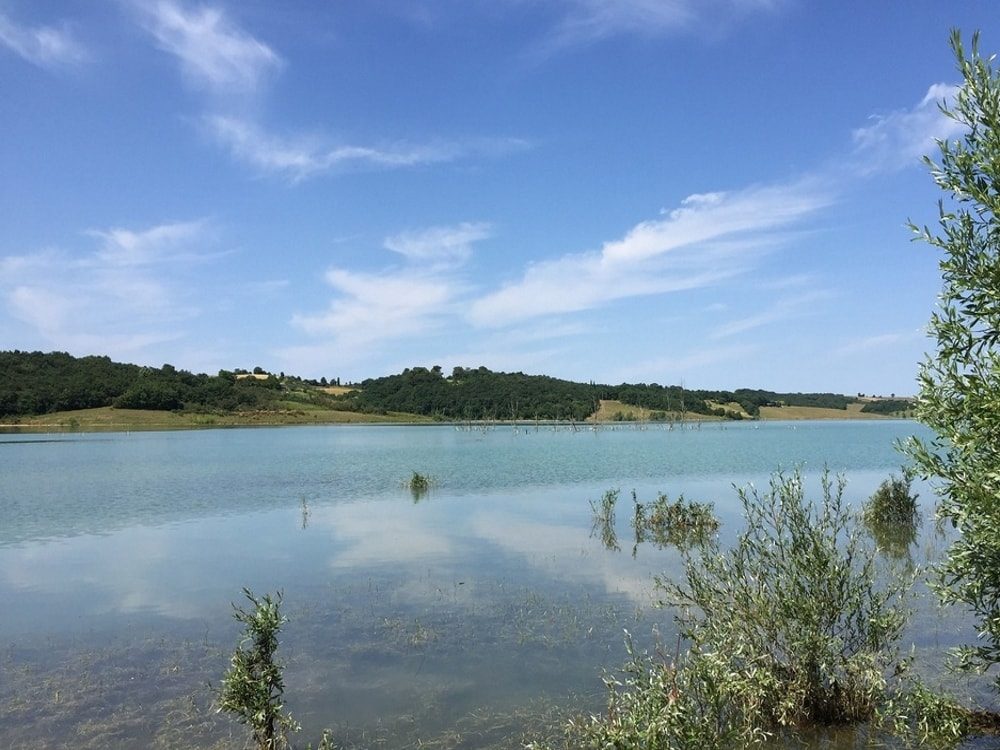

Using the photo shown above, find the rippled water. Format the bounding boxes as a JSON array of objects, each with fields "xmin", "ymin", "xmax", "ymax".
[{"xmin": 0, "ymin": 421, "xmax": 986, "ymax": 748}]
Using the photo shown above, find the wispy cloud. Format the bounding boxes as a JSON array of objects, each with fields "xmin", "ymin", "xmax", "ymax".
[
  {"xmin": 0, "ymin": 219, "xmax": 219, "ymax": 359},
  {"xmin": 530, "ymin": 0, "xmax": 781, "ymax": 54},
  {"xmin": 205, "ymin": 115, "xmax": 528, "ymax": 181},
  {"xmin": 86, "ymin": 219, "xmax": 212, "ymax": 267},
  {"xmin": 0, "ymin": 10, "xmax": 88, "ymax": 69},
  {"xmin": 136, "ymin": 0, "xmax": 281, "ymax": 94},
  {"xmin": 289, "ymin": 223, "xmax": 492, "ymax": 364},
  {"xmin": 833, "ymin": 330, "xmax": 922, "ymax": 357},
  {"xmin": 851, "ymin": 83, "xmax": 965, "ymax": 173},
  {"xmin": 710, "ymin": 290, "xmax": 833, "ymax": 340},
  {"xmin": 469, "ymin": 180, "xmax": 832, "ymax": 327},
  {"xmin": 384, "ymin": 222, "xmax": 492, "ymax": 264},
  {"xmin": 609, "ymin": 342, "xmax": 759, "ymax": 385}
]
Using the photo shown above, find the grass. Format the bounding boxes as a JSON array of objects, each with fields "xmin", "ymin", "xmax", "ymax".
[
  {"xmin": 0, "ymin": 405, "xmax": 431, "ymax": 432},
  {"xmin": 759, "ymin": 403, "xmax": 895, "ymax": 420},
  {"xmin": 318, "ymin": 386, "xmax": 356, "ymax": 396},
  {"xmin": 587, "ymin": 400, "xmax": 721, "ymax": 423}
]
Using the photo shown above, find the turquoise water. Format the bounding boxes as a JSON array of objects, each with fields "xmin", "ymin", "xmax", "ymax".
[{"xmin": 0, "ymin": 421, "xmax": 983, "ymax": 748}]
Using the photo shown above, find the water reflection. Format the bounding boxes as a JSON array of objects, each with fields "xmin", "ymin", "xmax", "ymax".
[{"xmin": 2, "ymin": 422, "xmax": 993, "ymax": 748}]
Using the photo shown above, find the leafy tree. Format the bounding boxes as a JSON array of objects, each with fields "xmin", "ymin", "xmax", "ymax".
[{"xmin": 907, "ymin": 30, "xmax": 1000, "ymax": 687}]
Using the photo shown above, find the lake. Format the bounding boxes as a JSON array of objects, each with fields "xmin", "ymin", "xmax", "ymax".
[{"xmin": 0, "ymin": 420, "xmax": 987, "ymax": 748}]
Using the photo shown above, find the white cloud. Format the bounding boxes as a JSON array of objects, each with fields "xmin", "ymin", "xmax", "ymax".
[
  {"xmin": 287, "ymin": 222, "xmax": 492, "ymax": 367},
  {"xmin": 137, "ymin": 0, "xmax": 281, "ymax": 94},
  {"xmin": 291, "ymin": 267, "xmax": 465, "ymax": 350},
  {"xmin": 205, "ymin": 115, "xmax": 528, "ymax": 181},
  {"xmin": 0, "ymin": 219, "xmax": 218, "ymax": 358},
  {"xmin": 469, "ymin": 181, "xmax": 831, "ymax": 327},
  {"xmin": 851, "ymin": 83, "xmax": 965, "ymax": 173},
  {"xmin": 0, "ymin": 11, "xmax": 88, "ymax": 69},
  {"xmin": 384, "ymin": 222, "xmax": 492, "ymax": 264}
]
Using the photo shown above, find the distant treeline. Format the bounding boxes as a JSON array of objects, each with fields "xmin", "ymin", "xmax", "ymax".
[
  {"xmin": 340, "ymin": 366, "xmax": 858, "ymax": 421},
  {"xmin": 859, "ymin": 399, "xmax": 913, "ymax": 415},
  {"xmin": 1, "ymin": 351, "xmax": 868, "ymax": 421},
  {"xmin": 612, "ymin": 384, "xmax": 853, "ymax": 418},
  {"xmin": 0, "ymin": 351, "xmax": 299, "ymax": 417}
]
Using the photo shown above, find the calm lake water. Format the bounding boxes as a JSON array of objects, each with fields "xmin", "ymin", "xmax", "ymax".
[{"xmin": 0, "ymin": 420, "xmax": 989, "ymax": 748}]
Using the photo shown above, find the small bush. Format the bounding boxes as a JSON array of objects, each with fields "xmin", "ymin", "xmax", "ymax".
[
  {"xmin": 862, "ymin": 475, "xmax": 921, "ymax": 560},
  {"xmin": 217, "ymin": 589, "xmax": 299, "ymax": 750},
  {"xmin": 633, "ymin": 492, "xmax": 719, "ymax": 549},
  {"xmin": 407, "ymin": 471, "xmax": 431, "ymax": 499},
  {"xmin": 551, "ymin": 471, "xmax": 912, "ymax": 749},
  {"xmin": 863, "ymin": 474, "xmax": 919, "ymax": 528},
  {"xmin": 659, "ymin": 471, "xmax": 910, "ymax": 729}
]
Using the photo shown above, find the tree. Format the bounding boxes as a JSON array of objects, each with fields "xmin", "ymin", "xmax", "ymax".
[{"xmin": 907, "ymin": 30, "xmax": 1000, "ymax": 687}]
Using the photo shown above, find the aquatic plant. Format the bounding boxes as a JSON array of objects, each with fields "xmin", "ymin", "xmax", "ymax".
[
  {"xmin": 662, "ymin": 471, "xmax": 911, "ymax": 728},
  {"xmin": 862, "ymin": 474, "xmax": 921, "ymax": 560},
  {"xmin": 633, "ymin": 492, "xmax": 719, "ymax": 550},
  {"xmin": 863, "ymin": 474, "xmax": 919, "ymax": 528},
  {"xmin": 590, "ymin": 489, "xmax": 620, "ymax": 551},
  {"xmin": 407, "ymin": 471, "xmax": 431, "ymax": 499},
  {"xmin": 217, "ymin": 588, "xmax": 299, "ymax": 750},
  {"xmin": 546, "ymin": 471, "xmax": 915, "ymax": 749}
]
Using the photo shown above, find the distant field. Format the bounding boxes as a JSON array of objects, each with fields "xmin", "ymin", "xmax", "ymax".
[
  {"xmin": 319, "ymin": 385, "xmax": 356, "ymax": 396},
  {"xmin": 0, "ymin": 405, "xmax": 430, "ymax": 432},
  {"xmin": 758, "ymin": 403, "xmax": 893, "ymax": 420},
  {"xmin": 587, "ymin": 399, "xmax": 720, "ymax": 422}
]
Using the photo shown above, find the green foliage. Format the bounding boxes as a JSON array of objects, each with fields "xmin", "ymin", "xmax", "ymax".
[
  {"xmin": 217, "ymin": 589, "xmax": 299, "ymax": 750},
  {"xmin": 860, "ymin": 398, "xmax": 913, "ymax": 415},
  {"xmin": 542, "ymin": 472, "xmax": 912, "ymax": 749},
  {"xmin": 350, "ymin": 366, "xmax": 601, "ymax": 421},
  {"xmin": 0, "ymin": 350, "xmax": 349, "ymax": 416},
  {"xmin": 905, "ymin": 30, "xmax": 1000, "ymax": 686},
  {"xmin": 633, "ymin": 492, "xmax": 719, "ymax": 550},
  {"xmin": 661, "ymin": 472, "xmax": 910, "ymax": 729},
  {"xmin": 547, "ymin": 633, "xmax": 764, "ymax": 749},
  {"xmin": 880, "ymin": 679, "xmax": 972, "ymax": 748},
  {"xmin": 862, "ymin": 475, "xmax": 921, "ymax": 562},
  {"xmin": 863, "ymin": 474, "xmax": 920, "ymax": 528}
]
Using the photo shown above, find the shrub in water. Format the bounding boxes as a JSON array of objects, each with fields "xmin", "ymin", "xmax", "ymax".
[
  {"xmin": 633, "ymin": 492, "xmax": 719, "ymax": 550},
  {"xmin": 544, "ymin": 471, "xmax": 912, "ymax": 749},
  {"xmin": 217, "ymin": 589, "xmax": 299, "ymax": 750},
  {"xmin": 660, "ymin": 471, "xmax": 910, "ymax": 729},
  {"xmin": 862, "ymin": 474, "xmax": 921, "ymax": 559},
  {"xmin": 407, "ymin": 471, "xmax": 431, "ymax": 500}
]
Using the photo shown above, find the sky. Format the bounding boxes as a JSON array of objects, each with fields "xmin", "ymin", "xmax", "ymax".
[{"xmin": 0, "ymin": 1, "xmax": 995, "ymax": 394}]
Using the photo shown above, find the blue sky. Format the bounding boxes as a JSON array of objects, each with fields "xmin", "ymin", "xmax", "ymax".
[{"xmin": 0, "ymin": 1, "xmax": 994, "ymax": 394}]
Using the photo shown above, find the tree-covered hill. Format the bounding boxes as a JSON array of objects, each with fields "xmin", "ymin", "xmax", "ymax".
[
  {"xmin": 346, "ymin": 365, "xmax": 604, "ymax": 421},
  {"xmin": 340, "ymin": 365, "xmax": 860, "ymax": 421},
  {"xmin": 1, "ymin": 351, "xmax": 867, "ymax": 422},
  {"xmin": 0, "ymin": 351, "xmax": 294, "ymax": 417}
]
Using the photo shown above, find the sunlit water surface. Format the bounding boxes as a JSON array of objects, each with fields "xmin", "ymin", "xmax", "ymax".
[{"xmin": 0, "ymin": 421, "xmax": 990, "ymax": 748}]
